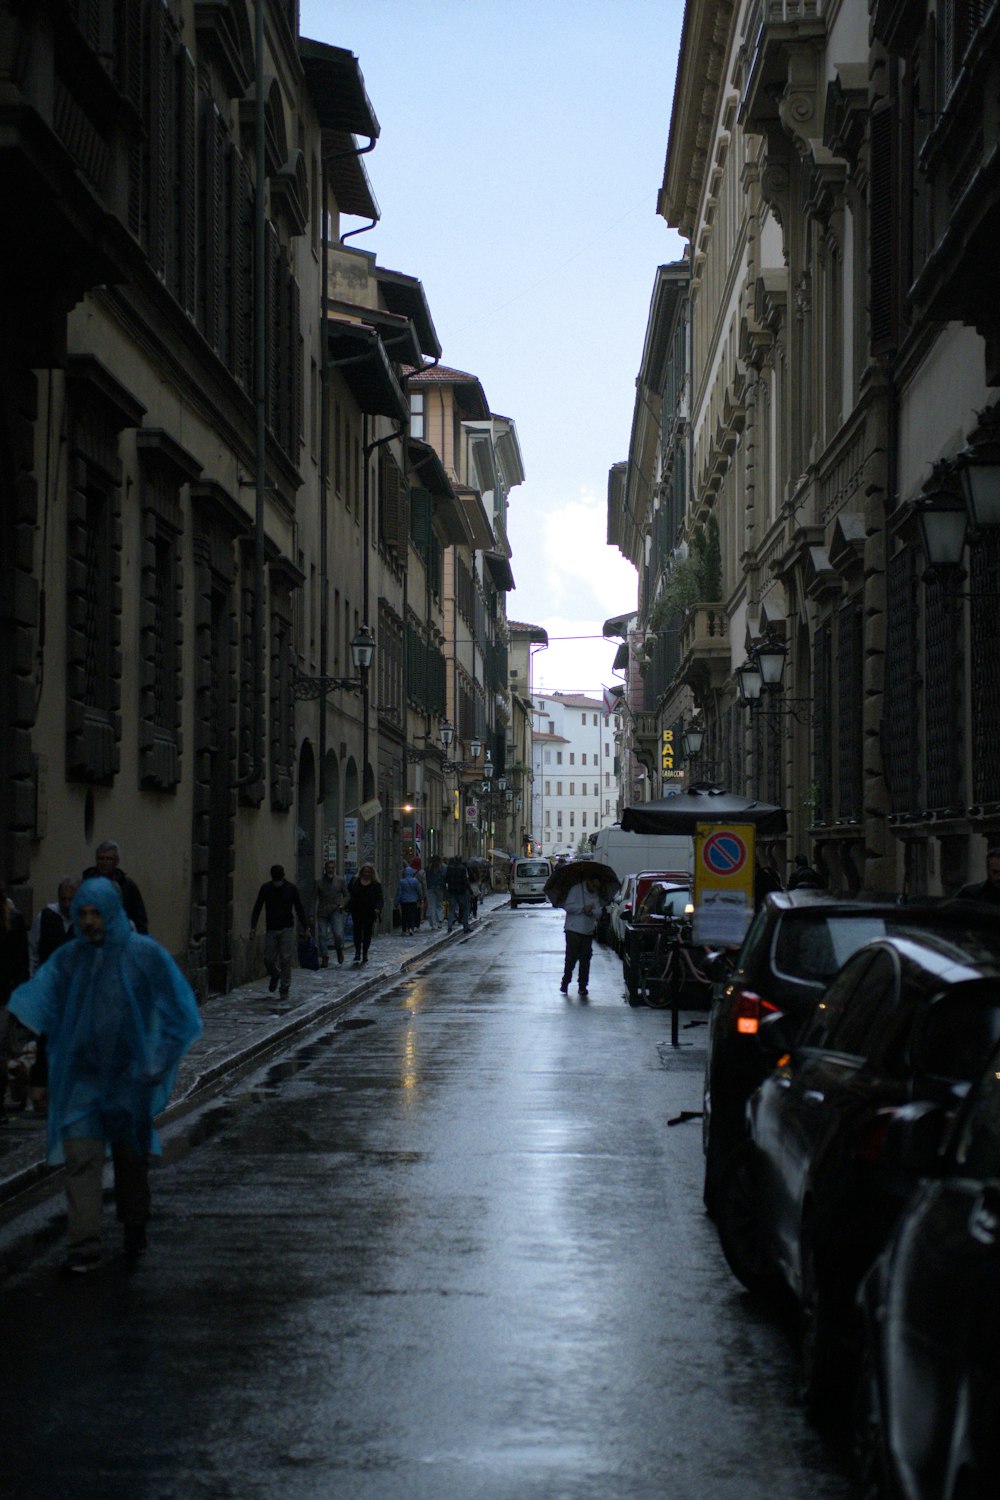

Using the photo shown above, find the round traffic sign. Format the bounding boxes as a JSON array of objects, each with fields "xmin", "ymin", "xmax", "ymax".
[{"xmin": 702, "ymin": 830, "xmax": 748, "ymax": 877}]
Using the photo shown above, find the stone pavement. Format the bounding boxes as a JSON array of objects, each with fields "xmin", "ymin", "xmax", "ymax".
[{"xmin": 0, "ymin": 892, "xmax": 507, "ymax": 1208}]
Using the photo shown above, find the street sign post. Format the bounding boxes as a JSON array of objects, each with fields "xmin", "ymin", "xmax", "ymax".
[{"xmin": 693, "ymin": 822, "xmax": 755, "ymax": 948}]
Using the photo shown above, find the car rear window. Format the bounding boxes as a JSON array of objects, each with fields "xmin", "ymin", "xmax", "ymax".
[
  {"xmin": 516, "ymin": 862, "xmax": 549, "ymax": 879},
  {"xmin": 774, "ymin": 913, "xmax": 891, "ymax": 982},
  {"xmin": 911, "ymin": 983, "xmax": 1000, "ymax": 1081}
]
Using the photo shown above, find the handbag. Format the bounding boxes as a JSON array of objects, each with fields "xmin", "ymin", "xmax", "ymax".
[{"xmin": 297, "ymin": 936, "xmax": 320, "ymax": 971}]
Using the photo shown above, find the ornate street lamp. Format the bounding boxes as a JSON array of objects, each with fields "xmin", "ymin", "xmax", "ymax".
[
  {"xmin": 439, "ymin": 718, "xmax": 454, "ymax": 749},
  {"xmin": 735, "ymin": 656, "xmax": 763, "ymax": 704},
  {"xmin": 754, "ymin": 630, "xmax": 788, "ymax": 690}
]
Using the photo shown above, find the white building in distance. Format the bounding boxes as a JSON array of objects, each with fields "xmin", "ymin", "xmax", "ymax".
[{"xmin": 531, "ymin": 693, "xmax": 617, "ymax": 858}]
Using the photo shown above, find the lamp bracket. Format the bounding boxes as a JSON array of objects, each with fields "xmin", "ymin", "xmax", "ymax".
[{"xmin": 293, "ymin": 671, "xmax": 361, "ymax": 700}]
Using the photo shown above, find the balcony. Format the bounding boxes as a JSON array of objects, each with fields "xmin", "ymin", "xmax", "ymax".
[{"xmin": 677, "ymin": 604, "xmax": 730, "ymax": 694}]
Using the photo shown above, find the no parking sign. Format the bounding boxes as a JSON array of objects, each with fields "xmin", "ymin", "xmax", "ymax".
[{"xmin": 693, "ymin": 822, "xmax": 755, "ymax": 948}]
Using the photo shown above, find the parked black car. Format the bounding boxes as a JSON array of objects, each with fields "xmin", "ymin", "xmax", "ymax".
[
  {"xmin": 857, "ymin": 1035, "xmax": 1000, "ymax": 1500},
  {"xmin": 716, "ymin": 930, "xmax": 1000, "ymax": 1407},
  {"xmin": 702, "ymin": 894, "xmax": 1000, "ymax": 1212}
]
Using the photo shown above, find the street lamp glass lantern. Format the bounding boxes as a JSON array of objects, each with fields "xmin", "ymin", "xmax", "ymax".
[
  {"xmin": 916, "ymin": 491, "xmax": 968, "ymax": 569},
  {"xmin": 754, "ymin": 633, "xmax": 787, "ymax": 688},
  {"xmin": 483, "ymin": 754, "xmax": 494, "ymax": 781},
  {"xmin": 682, "ymin": 725, "xmax": 704, "ymax": 757},
  {"xmin": 439, "ymin": 718, "xmax": 454, "ymax": 748},
  {"xmin": 350, "ymin": 624, "xmax": 375, "ymax": 673},
  {"xmin": 959, "ymin": 444, "xmax": 1000, "ymax": 530},
  {"xmin": 496, "ymin": 775, "xmax": 507, "ymax": 792},
  {"xmin": 469, "ymin": 736, "xmax": 482, "ymax": 759},
  {"xmin": 736, "ymin": 658, "xmax": 762, "ymax": 703}
]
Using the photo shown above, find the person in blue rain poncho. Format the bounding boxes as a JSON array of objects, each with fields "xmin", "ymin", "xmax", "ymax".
[{"xmin": 8, "ymin": 876, "xmax": 201, "ymax": 1273}]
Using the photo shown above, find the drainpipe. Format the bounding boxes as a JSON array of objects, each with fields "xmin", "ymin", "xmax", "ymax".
[
  {"xmin": 237, "ymin": 0, "xmax": 267, "ymax": 790},
  {"xmin": 317, "ymin": 158, "xmax": 331, "ymax": 807}
]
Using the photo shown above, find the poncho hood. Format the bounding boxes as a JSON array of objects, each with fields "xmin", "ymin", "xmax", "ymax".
[{"xmin": 72, "ymin": 875, "xmax": 133, "ymax": 947}]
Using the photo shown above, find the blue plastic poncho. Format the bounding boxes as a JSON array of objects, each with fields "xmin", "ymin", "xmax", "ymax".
[{"xmin": 8, "ymin": 877, "xmax": 202, "ymax": 1164}]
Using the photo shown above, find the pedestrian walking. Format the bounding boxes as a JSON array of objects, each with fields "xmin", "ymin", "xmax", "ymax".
[
  {"xmin": 409, "ymin": 859, "xmax": 428, "ymax": 927},
  {"xmin": 249, "ymin": 864, "xmax": 311, "ymax": 997},
  {"xmin": 26, "ymin": 876, "xmax": 79, "ymax": 1112},
  {"xmin": 787, "ymin": 854, "xmax": 824, "ymax": 890},
  {"xmin": 425, "ymin": 855, "xmax": 446, "ymax": 930},
  {"xmin": 467, "ymin": 862, "xmax": 482, "ymax": 918},
  {"xmin": 445, "ymin": 856, "xmax": 472, "ymax": 934},
  {"xmin": 559, "ymin": 877, "xmax": 603, "ymax": 999},
  {"xmin": 395, "ymin": 866, "xmax": 422, "ymax": 935},
  {"xmin": 8, "ymin": 876, "xmax": 201, "ymax": 1272},
  {"xmin": 28, "ymin": 877, "xmax": 79, "ymax": 975},
  {"xmin": 347, "ymin": 864, "xmax": 383, "ymax": 964},
  {"xmin": 83, "ymin": 840, "xmax": 149, "ymax": 934},
  {"xmin": 314, "ymin": 860, "xmax": 347, "ymax": 966},
  {"xmin": 957, "ymin": 847, "xmax": 1000, "ymax": 906},
  {"xmin": 0, "ymin": 882, "xmax": 30, "ymax": 1118}
]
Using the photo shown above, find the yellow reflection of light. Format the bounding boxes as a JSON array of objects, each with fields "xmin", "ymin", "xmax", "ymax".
[{"xmin": 401, "ymin": 979, "xmax": 427, "ymax": 1095}]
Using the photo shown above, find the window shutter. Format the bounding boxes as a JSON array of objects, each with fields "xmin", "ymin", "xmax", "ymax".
[
  {"xmin": 178, "ymin": 48, "xmax": 197, "ymax": 316},
  {"xmin": 380, "ymin": 455, "xmax": 407, "ymax": 556}
]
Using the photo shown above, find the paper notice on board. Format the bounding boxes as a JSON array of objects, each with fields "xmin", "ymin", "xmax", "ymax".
[{"xmin": 692, "ymin": 888, "xmax": 753, "ymax": 948}]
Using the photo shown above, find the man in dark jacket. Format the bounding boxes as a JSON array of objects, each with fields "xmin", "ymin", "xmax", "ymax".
[
  {"xmin": 249, "ymin": 865, "xmax": 310, "ymax": 997},
  {"xmin": 445, "ymin": 856, "xmax": 471, "ymax": 934},
  {"xmin": 957, "ymin": 847, "xmax": 1000, "ymax": 906},
  {"xmin": 83, "ymin": 841, "xmax": 149, "ymax": 934}
]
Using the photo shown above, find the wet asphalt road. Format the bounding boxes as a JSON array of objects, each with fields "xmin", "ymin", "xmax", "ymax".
[{"xmin": 0, "ymin": 907, "xmax": 851, "ymax": 1500}]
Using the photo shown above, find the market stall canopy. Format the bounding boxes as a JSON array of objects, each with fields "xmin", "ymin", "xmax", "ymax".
[
  {"xmin": 620, "ymin": 782, "xmax": 787, "ymax": 836},
  {"xmin": 544, "ymin": 860, "xmax": 620, "ymax": 907}
]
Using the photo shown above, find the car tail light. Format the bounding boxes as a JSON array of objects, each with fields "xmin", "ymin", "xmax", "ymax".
[{"xmin": 731, "ymin": 986, "xmax": 782, "ymax": 1036}]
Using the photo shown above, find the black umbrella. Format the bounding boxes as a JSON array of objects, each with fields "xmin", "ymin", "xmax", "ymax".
[
  {"xmin": 543, "ymin": 860, "xmax": 620, "ymax": 907},
  {"xmin": 620, "ymin": 782, "xmax": 787, "ymax": 836}
]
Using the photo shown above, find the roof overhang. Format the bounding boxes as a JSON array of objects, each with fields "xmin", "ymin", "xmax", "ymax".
[
  {"xmin": 376, "ymin": 268, "xmax": 442, "ymax": 359},
  {"xmin": 484, "ymin": 552, "xmax": 515, "ymax": 592},
  {"xmin": 327, "ymin": 300, "xmax": 422, "ymax": 368},
  {"xmin": 612, "ymin": 642, "xmax": 630, "ymax": 671},
  {"xmin": 320, "ymin": 130, "xmax": 380, "ymax": 220},
  {"xmin": 455, "ymin": 487, "xmax": 495, "ymax": 550},
  {"xmin": 509, "ymin": 622, "xmax": 548, "ymax": 644},
  {"xmin": 300, "ymin": 40, "xmax": 380, "ymax": 138},
  {"xmin": 407, "ymin": 438, "xmax": 472, "ymax": 546},
  {"xmin": 603, "ymin": 611, "xmax": 635, "ymax": 639},
  {"xmin": 326, "ymin": 319, "xmax": 406, "ymax": 421}
]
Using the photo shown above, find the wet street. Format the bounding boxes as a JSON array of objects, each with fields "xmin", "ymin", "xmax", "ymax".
[{"xmin": 0, "ymin": 906, "xmax": 850, "ymax": 1500}]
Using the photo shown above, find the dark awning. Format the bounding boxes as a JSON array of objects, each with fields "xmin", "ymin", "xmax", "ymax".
[
  {"xmin": 300, "ymin": 40, "xmax": 380, "ymax": 138},
  {"xmin": 484, "ymin": 551, "xmax": 515, "ymax": 591},
  {"xmin": 621, "ymin": 783, "xmax": 787, "ymax": 835},
  {"xmin": 612, "ymin": 642, "xmax": 629, "ymax": 671},
  {"xmin": 326, "ymin": 321, "xmax": 406, "ymax": 421}
]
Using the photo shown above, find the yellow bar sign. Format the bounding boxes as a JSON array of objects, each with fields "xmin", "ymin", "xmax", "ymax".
[{"xmin": 661, "ymin": 727, "xmax": 674, "ymax": 772}]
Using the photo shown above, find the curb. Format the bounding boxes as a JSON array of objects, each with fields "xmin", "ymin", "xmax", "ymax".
[{"xmin": 0, "ymin": 908, "xmax": 502, "ymax": 1213}]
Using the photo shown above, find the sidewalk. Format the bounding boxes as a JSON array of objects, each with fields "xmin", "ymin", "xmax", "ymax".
[{"xmin": 0, "ymin": 893, "xmax": 507, "ymax": 1208}]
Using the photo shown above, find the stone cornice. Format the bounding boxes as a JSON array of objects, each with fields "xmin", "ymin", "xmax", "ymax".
[{"xmin": 660, "ymin": 0, "xmax": 736, "ymax": 241}]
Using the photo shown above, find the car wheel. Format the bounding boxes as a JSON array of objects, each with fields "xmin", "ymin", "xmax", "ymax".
[
  {"xmin": 717, "ymin": 1141, "xmax": 780, "ymax": 1296},
  {"xmin": 799, "ymin": 1224, "xmax": 847, "ymax": 1413},
  {"xmin": 852, "ymin": 1329, "xmax": 897, "ymax": 1500},
  {"xmin": 510, "ymin": 899, "xmax": 518, "ymax": 909}
]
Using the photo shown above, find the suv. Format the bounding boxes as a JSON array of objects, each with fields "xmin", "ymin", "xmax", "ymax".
[{"xmin": 702, "ymin": 893, "xmax": 1000, "ymax": 1211}]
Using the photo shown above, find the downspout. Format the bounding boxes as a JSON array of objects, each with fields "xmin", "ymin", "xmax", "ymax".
[
  {"xmin": 237, "ymin": 0, "xmax": 267, "ymax": 790},
  {"xmin": 317, "ymin": 158, "xmax": 330, "ymax": 807}
]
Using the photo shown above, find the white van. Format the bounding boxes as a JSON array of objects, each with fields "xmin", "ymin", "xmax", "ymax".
[
  {"xmin": 509, "ymin": 857, "xmax": 552, "ymax": 908},
  {"xmin": 591, "ymin": 826, "xmax": 693, "ymax": 885}
]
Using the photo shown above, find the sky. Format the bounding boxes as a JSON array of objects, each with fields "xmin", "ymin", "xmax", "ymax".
[{"xmin": 299, "ymin": 0, "xmax": 687, "ymax": 697}]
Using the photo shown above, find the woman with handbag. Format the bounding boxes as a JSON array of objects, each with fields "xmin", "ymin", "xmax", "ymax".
[{"xmin": 347, "ymin": 865, "xmax": 383, "ymax": 966}]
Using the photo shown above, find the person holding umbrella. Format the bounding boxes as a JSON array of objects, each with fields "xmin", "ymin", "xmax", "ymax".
[{"xmin": 545, "ymin": 860, "xmax": 618, "ymax": 1001}]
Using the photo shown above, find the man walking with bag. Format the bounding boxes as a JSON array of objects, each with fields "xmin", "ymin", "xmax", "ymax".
[{"xmin": 314, "ymin": 860, "xmax": 347, "ymax": 966}]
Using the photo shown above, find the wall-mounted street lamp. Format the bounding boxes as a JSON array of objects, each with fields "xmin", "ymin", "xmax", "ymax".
[
  {"xmin": 736, "ymin": 631, "xmax": 814, "ymax": 725},
  {"xmin": 681, "ymin": 720, "xmax": 704, "ymax": 759},
  {"xmin": 294, "ymin": 623, "xmax": 375, "ymax": 700},
  {"xmin": 914, "ymin": 406, "xmax": 1000, "ymax": 603}
]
